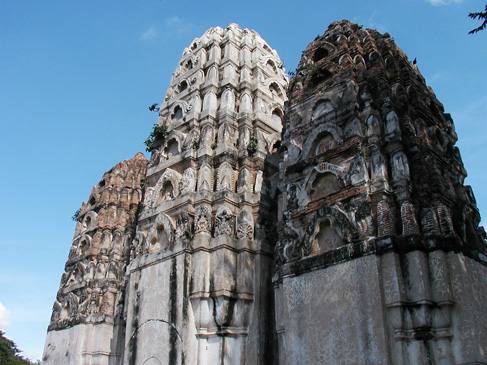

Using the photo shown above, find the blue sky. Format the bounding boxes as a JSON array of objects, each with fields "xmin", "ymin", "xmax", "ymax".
[{"xmin": 1, "ymin": 0, "xmax": 486, "ymax": 361}]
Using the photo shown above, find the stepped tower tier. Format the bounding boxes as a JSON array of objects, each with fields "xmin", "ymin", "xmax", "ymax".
[
  {"xmin": 274, "ymin": 20, "xmax": 487, "ymax": 364},
  {"xmin": 43, "ymin": 153, "xmax": 148, "ymax": 364},
  {"xmin": 124, "ymin": 24, "xmax": 288, "ymax": 364}
]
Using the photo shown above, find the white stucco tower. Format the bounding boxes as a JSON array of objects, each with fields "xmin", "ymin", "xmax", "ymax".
[{"xmin": 124, "ymin": 24, "xmax": 288, "ymax": 364}]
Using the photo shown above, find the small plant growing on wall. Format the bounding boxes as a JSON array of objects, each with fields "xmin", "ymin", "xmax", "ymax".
[
  {"xmin": 72, "ymin": 208, "xmax": 81, "ymax": 222},
  {"xmin": 247, "ymin": 134, "xmax": 258, "ymax": 155},
  {"xmin": 192, "ymin": 139, "xmax": 200, "ymax": 150},
  {"xmin": 145, "ymin": 124, "xmax": 168, "ymax": 152}
]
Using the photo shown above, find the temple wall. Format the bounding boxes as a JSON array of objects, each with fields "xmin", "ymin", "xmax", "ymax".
[
  {"xmin": 124, "ymin": 251, "xmax": 195, "ymax": 365},
  {"xmin": 275, "ymin": 254, "xmax": 390, "ymax": 365},
  {"xmin": 449, "ymin": 253, "xmax": 487, "ymax": 363},
  {"xmin": 43, "ymin": 323, "xmax": 124, "ymax": 365}
]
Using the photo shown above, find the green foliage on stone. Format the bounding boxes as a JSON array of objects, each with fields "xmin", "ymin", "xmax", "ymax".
[
  {"xmin": 192, "ymin": 139, "xmax": 200, "ymax": 150},
  {"xmin": 145, "ymin": 124, "xmax": 168, "ymax": 152},
  {"xmin": 469, "ymin": 4, "xmax": 487, "ymax": 34},
  {"xmin": 71, "ymin": 208, "xmax": 81, "ymax": 222},
  {"xmin": 247, "ymin": 134, "xmax": 258, "ymax": 155},
  {"xmin": 0, "ymin": 331, "xmax": 38, "ymax": 365}
]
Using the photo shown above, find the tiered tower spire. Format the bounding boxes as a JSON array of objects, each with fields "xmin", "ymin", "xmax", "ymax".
[
  {"xmin": 43, "ymin": 153, "xmax": 147, "ymax": 364},
  {"xmin": 124, "ymin": 24, "xmax": 287, "ymax": 364},
  {"xmin": 274, "ymin": 20, "xmax": 487, "ymax": 364}
]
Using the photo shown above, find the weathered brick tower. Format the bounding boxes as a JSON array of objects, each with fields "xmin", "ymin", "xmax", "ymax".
[
  {"xmin": 44, "ymin": 21, "xmax": 487, "ymax": 365},
  {"xmin": 274, "ymin": 20, "xmax": 487, "ymax": 364},
  {"xmin": 43, "ymin": 153, "xmax": 148, "ymax": 364}
]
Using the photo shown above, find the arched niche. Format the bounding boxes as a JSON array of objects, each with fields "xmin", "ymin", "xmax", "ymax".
[
  {"xmin": 301, "ymin": 123, "xmax": 343, "ymax": 159},
  {"xmin": 239, "ymin": 67, "xmax": 251, "ymax": 83},
  {"xmin": 110, "ymin": 230, "xmax": 123, "ymax": 255},
  {"xmin": 202, "ymin": 90, "xmax": 218, "ymax": 111},
  {"xmin": 353, "ymin": 55, "xmax": 366, "ymax": 71},
  {"xmin": 312, "ymin": 99, "xmax": 334, "ymax": 121},
  {"xmin": 206, "ymin": 65, "xmax": 218, "ymax": 81},
  {"xmin": 310, "ymin": 219, "xmax": 345, "ymax": 255},
  {"xmin": 189, "ymin": 93, "xmax": 202, "ymax": 114},
  {"xmin": 214, "ymin": 204, "xmax": 234, "ymax": 237},
  {"xmin": 99, "ymin": 230, "xmax": 112, "ymax": 251},
  {"xmin": 217, "ymin": 162, "xmax": 235, "ymax": 191},
  {"xmin": 223, "ymin": 63, "xmax": 236, "ymax": 80},
  {"xmin": 77, "ymin": 234, "xmax": 92, "ymax": 255},
  {"xmin": 237, "ymin": 167, "xmax": 252, "ymax": 193},
  {"xmin": 197, "ymin": 164, "xmax": 214, "ymax": 192},
  {"xmin": 220, "ymin": 88, "xmax": 235, "ymax": 112},
  {"xmin": 172, "ymin": 105, "xmax": 184, "ymax": 121},
  {"xmin": 269, "ymin": 81, "xmax": 284, "ymax": 100},
  {"xmin": 236, "ymin": 207, "xmax": 254, "ymax": 239},
  {"xmin": 385, "ymin": 110, "xmax": 401, "ymax": 136},
  {"xmin": 153, "ymin": 168, "xmax": 182, "ymax": 205},
  {"xmin": 165, "ymin": 138, "xmax": 180, "ymax": 157},
  {"xmin": 149, "ymin": 224, "xmax": 168, "ymax": 253},
  {"xmin": 313, "ymin": 47, "xmax": 329, "ymax": 62},
  {"xmin": 311, "ymin": 41, "xmax": 336, "ymax": 62},
  {"xmin": 313, "ymin": 133, "xmax": 337, "ymax": 156},
  {"xmin": 303, "ymin": 206, "xmax": 359, "ymax": 258},
  {"xmin": 82, "ymin": 211, "xmax": 98, "ymax": 232},
  {"xmin": 266, "ymin": 59, "xmax": 277, "ymax": 73},
  {"xmin": 238, "ymin": 92, "xmax": 253, "ymax": 113},
  {"xmin": 177, "ymin": 79, "xmax": 189, "ymax": 94},
  {"xmin": 309, "ymin": 172, "xmax": 341, "ymax": 201},
  {"xmin": 270, "ymin": 108, "xmax": 283, "ymax": 131},
  {"xmin": 148, "ymin": 213, "xmax": 174, "ymax": 253}
]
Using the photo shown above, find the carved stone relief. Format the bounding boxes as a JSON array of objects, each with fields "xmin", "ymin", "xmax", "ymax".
[
  {"xmin": 195, "ymin": 204, "xmax": 212, "ymax": 234},
  {"xmin": 391, "ymin": 151, "xmax": 410, "ymax": 182},
  {"xmin": 214, "ymin": 205, "xmax": 234, "ymax": 237},
  {"xmin": 216, "ymin": 162, "xmax": 234, "ymax": 191},
  {"xmin": 237, "ymin": 167, "xmax": 252, "ymax": 193},
  {"xmin": 349, "ymin": 155, "xmax": 368, "ymax": 185},
  {"xmin": 179, "ymin": 167, "xmax": 196, "ymax": 195},
  {"xmin": 236, "ymin": 208, "xmax": 254, "ymax": 239}
]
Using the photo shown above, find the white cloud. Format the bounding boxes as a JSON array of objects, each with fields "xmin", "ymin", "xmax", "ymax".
[
  {"xmin": 426, "ymin": 0, "xmax": 462, "ymax": 5},
  {"xmin": 352, "ymin": 13, "xmax": 387, "ymax": 33},
  {"xmin": 140, "ymin": 26, "xmax": 157, "ymax": 41},
  {"xmin": 165, "ymin": 16, "xmax": 182, "ymax": 27},
  {"xmin": 164, "ymin": 16, "xmax": 190, "ymax": 34},
  {"xmin": 0, "ymin": 302, "xmax": 11, "ymax": 328}
]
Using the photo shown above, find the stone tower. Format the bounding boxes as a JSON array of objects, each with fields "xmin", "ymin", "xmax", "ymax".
[
  {"xmin": 123, "ymin": 24, "xmax": 287, "ymax": 364},
  {"xmin": 43, "ymin": 153, "xmax": 148, "ymax": 364},
  {"xmin": 274, "ymin": 20, "xmax": 487, "ymax": 364}
]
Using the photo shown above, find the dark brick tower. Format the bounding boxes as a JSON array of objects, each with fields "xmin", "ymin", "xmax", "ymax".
[{"xmin": 274, "ymin": 20, "xmax": 487, "ymax": 364}]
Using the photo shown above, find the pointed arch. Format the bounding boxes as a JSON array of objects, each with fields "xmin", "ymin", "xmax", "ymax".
[
  {"xmin": 152, "ymin": 168, "xmax": 182, "ymax": 205},
  {"xmin": 197, "ymin": 163, "xmax": 214, "ymax": 192},
  {"xmin": 303, "ymin": 206, "xmax": 359, "ymax": 257},
  {"xmin": 301, "ymin": 123, "xmax": 343, "ymax": 159},
  {"xmin": 216, "ymin": 162, "xmax": 235, "ymax": 191}
]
